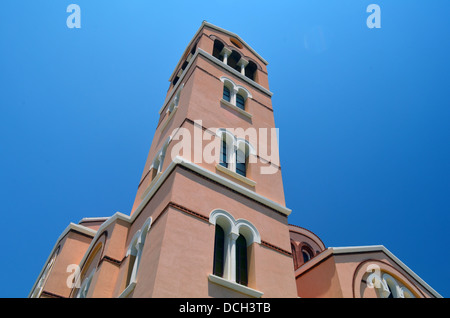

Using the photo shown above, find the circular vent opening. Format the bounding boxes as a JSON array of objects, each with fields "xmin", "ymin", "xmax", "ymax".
[{"xmin": 230, "ymin": 37, "xmax": 243, "ymax": 49}]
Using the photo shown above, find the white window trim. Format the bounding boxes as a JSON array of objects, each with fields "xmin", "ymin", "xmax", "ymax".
[
  {"xmin": 220, "ymin": 76, "xmax": 252, "ymax": 112},
  {"xmin": 141, "ymin": 137, "xmax": 172, "ymax": 199},
  {"xmin": 216, "ymin": 163, "xmax": 255, "ymax": 187},
  {"xmin": 209, "ymin": 209, "xmax": 261, "ymax": 294},
  {"xmin": 121, "ymin": 217, "xmax": 152, "ymax": 296},
  {"xmin": 160, "ymin": 84, "xmax": 184, "ymax": 132},
  {"xmin": 220, "ymin": 98, "xmax": 252, "ymax": 119},
  {"xmin": 216, "ymin": 129, "xmax": 256, "ymax": 182}
]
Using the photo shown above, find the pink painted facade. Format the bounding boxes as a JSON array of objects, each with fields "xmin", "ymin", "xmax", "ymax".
[{"xmin": 29, "ymin": 22, "xmax": 441, "ymax": 299}]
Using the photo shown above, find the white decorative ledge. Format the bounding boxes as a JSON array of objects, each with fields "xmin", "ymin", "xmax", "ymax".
[
  {"xmin": 220, "ymin": 99, "xmax": 252, "ymax": 119},
  {"xmin": 208, "ymin": 274, "xmax": 263, "ymax": 298},
  {"xmin": 135, "ymin": 156, "xmax": 291, "ymax": 217},
  {"xmin": 140, "ymin": 172, "xmax": 162, "ymax": 200},
  {"xmin": 216, "ymin": 164, "xmax": 256, "ymax": 187}
]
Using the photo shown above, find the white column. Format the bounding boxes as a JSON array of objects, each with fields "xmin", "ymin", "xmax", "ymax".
[
  {"xmin": 225, "ymin": 232, "xmax": 239, "ymax": 282},
  {"xmin": 220, "ymin": 47, "xmax": 232, "ymax": 65},
  {"xmin": 227, "ymin": 142, "xmax": 237, "ymax": 173},
  {"xmin": 231, "ymin": 87, "xmax": 238, "ymax": 106},
  {"xmin": 223, "ymin": 52, "xmax": 229, "ymax": 65},
  {"xmin": 237, "ymin": 58, "xmax": 249, "ymax": 75}
]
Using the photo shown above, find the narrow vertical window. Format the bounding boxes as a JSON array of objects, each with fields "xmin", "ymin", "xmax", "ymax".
[
  {"xmin": 236, "ymin": 93, "xmax": 245, "ymax": 110},
  {"xmin": 302, "ymin": 248, "xmax": 311, "ymax": 263},
  {"xmin": 235, "ymin": 148, "xmax": 246, "ymax": 177},
  {"xmin": 213, "ymin": 225, "xmax": 225, "ymax": 278},
  {"xmin": 223, "ymin": 86, "xmax": 231, "ymax": 102},
  {"xmin": 213, "ymin": 40, "xmax": 225, "ymax": 60},
  {"xmin": 220, "ymin": 138, "xmax": 228, "ymax": 168},
  {"xmin": 235, "ymin": 234, "xmax": 248, "ymax": 286},
  {"xmin": 125, "ymin": 254, "xmax": 137, "ymax": 287}
]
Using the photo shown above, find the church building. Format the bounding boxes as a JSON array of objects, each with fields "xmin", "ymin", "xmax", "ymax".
[{"xmin": 29, "ymin": 21, "xmax": 441, "ymax": 299}]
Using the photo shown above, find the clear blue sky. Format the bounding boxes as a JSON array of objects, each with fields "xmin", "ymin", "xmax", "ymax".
[{"xmin": 1, "ymin": 1, "xmax": 449, "ymax": 298}]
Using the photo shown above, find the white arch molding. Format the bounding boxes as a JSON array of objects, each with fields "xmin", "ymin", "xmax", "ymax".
[{"xmin": 209, "ymin": 209, "xmax": 260, "ymax": 284}]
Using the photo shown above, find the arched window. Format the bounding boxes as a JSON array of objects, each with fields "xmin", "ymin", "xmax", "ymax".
[
  {"xmin": 218, "ymin": 130, "xmax": 235, "ymax": 170},
  {"xmin": 302, "ymin": 249, "xmax": 311, "ymax": 263},
  {"xmin": 245, "ymin": 61, "xmax": 258, "ymax": 81},
  {"xmin": 235, "ymin": 93, "xmax": 245, "ymax": 110},
  {"xmin": 172, "ymin": 75, "xmax": 179, "ymax": 86},
  {"xmin": 235, "ymin": 234, "xmax": 248, "ymax": 286},
  {"xmin": 149, "ymin": 137, "xmax": 171, "ymax": 181},
  {"xmin": 213, "ymin": 225, "xmax": 225, "ymax": 278},
  {"xmin": 366, "ymin": 272, "xmax": 416, "ymax": 298},
  {"xmin": 151, "ymin": 156, "xmax": 161, "ymax": 181},
  {"xmin": 123, "ymin": 217, "xmax": 152, "ymax": 294},
  {"xmin": 235, "ymin": 148, "xmax": 247, "ymax": 177},
  {"xmin": 209, "ymin": 209, "xmax": 260, "ymax": 287},
  {"xmin": 213, "ymin": 40, "xmax": 225, "ymax": 60},
  {"xmin": 383, "ymin": 273, "xmax": 400, "ymax": 298},
  {"xmin": 220, "ymin": 136, "xmax": 228, "ymax": 168},
  {"xmin": 223, "ymin": 86, "xmax": 231, "ymax": 103},
  {"xmin": 167, "ymin": 84, "xmax": 183, "ymax": 116},
  {"xmin": 228, "ymin": 50, "xmax": 241, "ymax": 72},
  {"xmin": 216, "ymin": 129, "xmax": 255, "ymax": 181},
  {"xmin": 220, "ymin": 77, "xmax": 252, "ymax": 114},
  {"xmin": 235, "ymin": 140, "xmax": 252, "ymax": 178}
]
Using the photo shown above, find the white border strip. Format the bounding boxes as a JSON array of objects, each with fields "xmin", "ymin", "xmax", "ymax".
[{"xmin": 133, "ymin": 156, "xmax": 291, "ymax": 218}]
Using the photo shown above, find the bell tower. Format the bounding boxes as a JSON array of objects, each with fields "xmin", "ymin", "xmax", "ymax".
[{"xmin": 126, "ymin": 21, "xmax": 297, "ymax": 297}]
